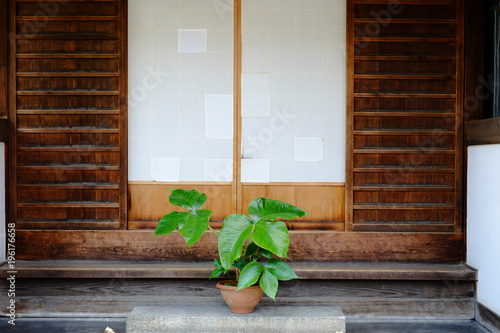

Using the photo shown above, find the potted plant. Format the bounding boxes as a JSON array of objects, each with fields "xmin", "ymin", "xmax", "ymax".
[{"xmin": 154, "ymin": 188, "xmax": 307, "ymax": 313}]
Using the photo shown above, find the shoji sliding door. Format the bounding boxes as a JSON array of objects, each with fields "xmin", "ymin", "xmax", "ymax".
[
  {"xmin": 239, "ymin": 0, "xmax": 347, "ymax": 229},
  {"xmin": 127, "ymin": 0, "xmax": 348, "ymax": 230}
]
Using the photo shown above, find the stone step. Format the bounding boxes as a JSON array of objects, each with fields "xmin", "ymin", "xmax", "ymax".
[{"xmin": 126, "ymin": 305, "xmax": 346, "ymax": 333}]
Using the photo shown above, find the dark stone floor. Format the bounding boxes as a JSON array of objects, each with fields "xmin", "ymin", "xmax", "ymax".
[
  {"xmin": 0, "ymin": 318, "xmax": 494, "ymax": 333},
  {"xmin": 348, "ymin": 321, "xmax": 493, "ymax": 333}
]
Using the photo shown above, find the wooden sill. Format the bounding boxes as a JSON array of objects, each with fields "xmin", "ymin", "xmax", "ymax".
[
  {"xmin": 465, "ymin": 117, "xmax": 500, "ymax": 146},
  {"xmin": 0, "ymin": 260, "xmax": 477, "ymax": 281}
]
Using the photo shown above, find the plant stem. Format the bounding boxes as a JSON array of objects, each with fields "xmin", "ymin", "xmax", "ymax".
[
  {"xmin": 235, "ymin": 268, "xmax": 241, "ymax": 283},
  {"xmin": 208, "ymin": 225, "xmax": 219, "ymax": 237}
]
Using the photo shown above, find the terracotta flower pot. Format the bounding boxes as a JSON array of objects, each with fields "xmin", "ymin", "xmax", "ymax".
[{"xmin": 216, "ymin": 280, "xmax": 264, "ymax": 313}]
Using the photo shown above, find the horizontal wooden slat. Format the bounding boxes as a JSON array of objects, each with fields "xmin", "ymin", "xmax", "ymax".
[
  {"xmin": 355, "ymin": 19, "xmax": 456, "ymax": 25},
  {"xmin": 352, "ymin": 223, "xmax": 455, "ymax": 232},
  {"xmin": 355, "ymin": 55, "xmax": 456, "ymax": 61},
  {"xmin": 17, "ymin": 0, "xmax": 117, "ymax": 2},
  {"xmin": 16, "ymin": 34, "xmax": 118, "ymax": 40},
  {"xmin": 17, "ymin": 16, "xmax": 118, "ymax": 21},
  {"xmin": 18, "ymin": 183, "xmax": 119, "ymax": 190},
  {"xmin": 354, "ymin": 0, "xmax": 456, "ymax": 3},
  {"xmin": 354, "ymin": 167, "xmax": 455, "ymax": 172},
  {"xmin": 17, "ymin": 109, "xmax": 119, "ymax": 114},
  {"xmin": 17, "ymin": 53, "xmax": 118, "ymax": 59},
  {"xmin": 354, "ymin": 37, "xmax": 456, "ymax": 43},
  {"xmin": 16, "ymin": 222, "xmax": 120, "ymax": 230},
  {"xmin": 354, "ymin": 93, "xmax": 456, "ymax": 98},
  {"xmin": 17, "ymin": 128, "xmax": 118, "ymax": 134},
  {"xmin": 18, "ymin": 202, "xmax": 119, "ymax": 208},
  {"xmin": 354, "ymin": 98, "xmax": 456, "ymax": 112},
  {"xmin": 355, "ymin": 74, "xmax": 456, "ymax": 80},
  {"xmin": 354, "ymin": 204, "xmax": 455, "ymax": 210},
  {"xmin": 354, "ymin": 43, "xmax": 456, "ymax": 57},
  {"xmin": 17, "ymin": 146, "xmax": 119, "ymax": 151},
  {"xmin": 354, "ymin": 111, "xmax": 455, "ymax": 117},
  {"xmin": 17, "ymin": 165, "xmax": 120, "ymax": 171},
  {"xmin": 17, "ymin": 91, "xmax": 119, "ymax": 96},
  {"xmin": 354, "ymin": 148, "xmax": 455, "ymax": 154},
  {"xmin": 16, "ymin": 39, "xmax": 119, "ymax": 54},
  {"xmin": 354, "ymin": 130, "xmax": 455, "ymax": 135},
  {"xmin": 17, "ymin": 72, "xmax": 119, "ymax": 77},
  {"xmin": 353, "ymin": 185, "xmax": 454, "ymax": 191}
]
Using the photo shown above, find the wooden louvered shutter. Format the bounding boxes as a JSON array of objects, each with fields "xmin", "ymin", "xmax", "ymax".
[
  {"xmin": 8, "ymin": 0, "xmax": 127, "ymax": 230},
  {"xmin": 346, "ymin": 0, "xmax": 464, "ymax": 232}
]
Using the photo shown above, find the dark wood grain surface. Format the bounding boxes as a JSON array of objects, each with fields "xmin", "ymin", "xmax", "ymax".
[
  {"xmin": 8, "ymin": 0, "xmax": 127, "ymax": 230},
  {"xmin": 347, "ymin": 0, "xmax": 464, "ymax": 233}
]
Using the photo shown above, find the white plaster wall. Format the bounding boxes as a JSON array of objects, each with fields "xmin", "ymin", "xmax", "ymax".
[
  {"xmin": 467, "ymin": 144, "xmax": 500, "ymax": 316},
  {"xmin": 0, "ymin": 143, "xmax": 5, "ymax": 260}
]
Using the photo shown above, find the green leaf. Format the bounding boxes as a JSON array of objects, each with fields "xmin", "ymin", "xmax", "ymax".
[
  {"xmin": 260, "ymin": 269, "xmax": 279, "ymax": 300},
  {"xmin": 237, "ymin": 261, "xmax": 264, "ymax": 290},
  {"xmin": 218, "ymin": 214, "xmax": 253, "ymax": 270},
  {"xmin": 210, "ymin": 257, "xmax": 224, "ymax": 279},
  {"xmin": 178, "ymin": 209, "xmax": 212, "ymax": 246},
  {"xmin": 233, "ymin": 259, "xmax": 248, "ymax": 272},
  {"xmin": 154, "ymin": 211, "xmax": 189, "ymax": 235},
  {"xmin": 214, "ymin": 258, "xmax": 222, "ymax": 268},
  {"xmin": 252, "ymin": 220, "xmax": 290, "ymax": 258},
  {"xmin": 243, "ymin": 242, "xmax": 259, "ymax": 258},
  {"xmin": 248, "ymin": 197, "xmax": 307, "ymax": 223},
  {"xmin": 259, "ymin": 248, "xmax": 272, "ymax": 259},
  {"xmin": 168, "ymin": 188, "xmax": 207, "ymax": 212},
  {"xmin": 210, "ymin": 267, "xmax": 225, "ymax": 279},
  {"xmin": 265, "ymin": 258, "xmax": 299, "ymax": 281}
]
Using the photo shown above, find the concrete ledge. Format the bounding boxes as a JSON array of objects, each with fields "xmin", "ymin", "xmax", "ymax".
[{"xmin": 126, "ymin": 304, "xmax": 345, "ymax": 333}]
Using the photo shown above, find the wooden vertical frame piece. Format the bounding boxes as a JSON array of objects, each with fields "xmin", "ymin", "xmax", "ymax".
[
  {"xmin": 463, "ymin": 0, "xmax": 485, "ymax": 121},
  {"xmin": 119, "ymin": 0, "xmax": 128, "ymax": 229},
  {"xmin": 345, "ymin": 0, "xmax": 355, "ymax": 231},
  {"xmin": 0, "ymin": 0, "xmax": 7, "ymax": 119},
  {"xmin": 455, "ymin": 0, "xmax": 465, "ymax": 232},
  {"xmin": 7, "ymin": 0, "xmax": 16, "ymax": 225},
  {"xmin": 233, "ymin": 0, "xmax": 242, "ymax": 214}
]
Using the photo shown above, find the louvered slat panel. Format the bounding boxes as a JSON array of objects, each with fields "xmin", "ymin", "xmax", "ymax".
[
  {"xmin": 347, "ymin": 0, "xmax": 463, "ymax": 232},
  {"xmin": 10, "ymin": 0, "xmax": 127, "ymax": 230}
]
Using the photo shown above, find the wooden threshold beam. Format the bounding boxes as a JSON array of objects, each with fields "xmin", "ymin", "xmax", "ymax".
[{"xmin": 13, "ymin": 230, "xmax": 465, "ymax": 263}]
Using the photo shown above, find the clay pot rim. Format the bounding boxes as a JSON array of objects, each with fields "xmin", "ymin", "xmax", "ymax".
[{"xmin": 216, "ymin": 280, "xmax": 262, "ymax": 291}]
